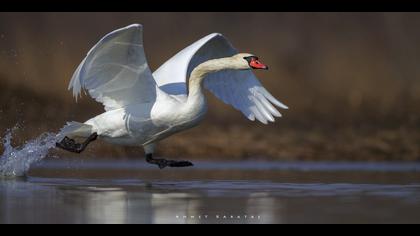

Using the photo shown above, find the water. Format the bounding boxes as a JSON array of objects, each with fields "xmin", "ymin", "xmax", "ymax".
[
  {"xmin": 0, "ymin": 128, "xmax": 58, "ymax": 177},
  {"xmin": 2, "ymin": 159, "xmax": 420, "ymax": 223}
]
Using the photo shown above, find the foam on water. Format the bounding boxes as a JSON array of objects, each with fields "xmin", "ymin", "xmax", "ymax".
[{"xmin": 0, "ymin": 127, "xmax": 58, "ymax": 177}]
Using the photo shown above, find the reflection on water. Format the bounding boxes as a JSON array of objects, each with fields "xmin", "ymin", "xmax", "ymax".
[
  {"xmin": 0, "ymin": 178, "xmax": 283, "ymax": 223},
  {"xmin": 1, "ymin": 160, "xmax": 420, "ymax": 223}
]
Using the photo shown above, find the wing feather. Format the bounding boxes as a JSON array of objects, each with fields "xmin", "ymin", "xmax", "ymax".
[
  {"xmin": 153, "ymin": 33, "xmax": 288, "ymax": 124},
  {"xmin": 69, "ymin": 24, "xmax": 157, "ymax": 111}
]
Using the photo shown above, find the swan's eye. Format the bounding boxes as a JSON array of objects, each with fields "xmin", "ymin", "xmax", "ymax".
[{"xmin": 243, "ymin": 56, "xmax": 257, "ymax": 63}]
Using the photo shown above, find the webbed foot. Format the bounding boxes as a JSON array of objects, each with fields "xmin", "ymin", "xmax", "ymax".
[
  {"xmin": 56, "ymin": 133, "xmax": 98, "ymax": 154},
  {"xmin": 146, "ymin": 154, "xmax": 193, "ymax": 169}
]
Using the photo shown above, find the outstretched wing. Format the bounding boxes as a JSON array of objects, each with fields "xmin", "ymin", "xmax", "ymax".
[
  {"xmin": 153, "ymin": 33, "xmax": 288, "ymax": 124},
  {"xmin": 69, "ymin": 24, "xmax": 157, "ymax": 111}
]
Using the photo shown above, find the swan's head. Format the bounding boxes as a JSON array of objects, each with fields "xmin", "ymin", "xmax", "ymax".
[{"xmin": 232, "ymin": 53, "xmax": 269, "ymax": 70}]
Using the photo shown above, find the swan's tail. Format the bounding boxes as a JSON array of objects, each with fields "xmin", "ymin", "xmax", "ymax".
[{"xmin": 57, "ymin": 121, "xmax": 94, "ymax": 140}]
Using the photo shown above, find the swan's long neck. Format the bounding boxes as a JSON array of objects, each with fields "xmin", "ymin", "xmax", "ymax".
[
  {"xmin": 187, "ymin": 57, "xmax": 237, "ymax": 104},
  {"xmin": 177, "ymin": 57, "xmax": 241, "ymax": 125}
]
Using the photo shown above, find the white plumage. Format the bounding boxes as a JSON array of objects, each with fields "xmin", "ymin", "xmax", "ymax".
[
  {"xmin": 60, "ymin": 24, "xmax": 288, "ymax": 161},
  {"xmin": 153, "ymin": 31, "xmax": 288, "ymax": 123}
]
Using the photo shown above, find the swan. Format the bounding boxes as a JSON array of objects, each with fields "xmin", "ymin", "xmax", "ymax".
[{"xmin": 56, "ymin": 24, "xmax": 288, "ymax": 169}]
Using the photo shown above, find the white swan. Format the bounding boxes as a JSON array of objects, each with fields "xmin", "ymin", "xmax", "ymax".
[{"xmin": 56, "ymin": 24, "xmax": 288, "ymax": 168}]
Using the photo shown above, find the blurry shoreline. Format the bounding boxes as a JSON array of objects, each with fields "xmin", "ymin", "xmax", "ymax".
[{"xmin": 1, "ymin": 79, "xmax": 420, "ymax": 162}]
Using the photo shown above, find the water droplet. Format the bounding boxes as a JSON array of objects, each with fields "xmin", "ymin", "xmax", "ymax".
[{"xmin": 0, "ymin": 127, "xmax": 58, "ymax": 177}]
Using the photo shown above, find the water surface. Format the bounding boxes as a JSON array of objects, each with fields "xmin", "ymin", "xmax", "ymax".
[{"xmin": 2, "ymin": 160, "xmax": 420, "ymax": 224}]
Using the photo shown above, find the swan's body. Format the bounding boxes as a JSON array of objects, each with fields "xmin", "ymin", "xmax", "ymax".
[
  {"xmin": 57, "ymin": 24, "xmax": 288, "ymax": 168},
  {"xmin": 84, "ymin": 80, "xmax": 207, "ymax": 147}
]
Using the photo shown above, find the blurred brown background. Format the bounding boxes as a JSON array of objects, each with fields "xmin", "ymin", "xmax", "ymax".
[{"xmin": 1, "ymin": 12, "xmax": 420, "ymax": 161}]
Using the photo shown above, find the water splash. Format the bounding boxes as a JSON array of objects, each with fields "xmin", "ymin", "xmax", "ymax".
[{"xmin": 0, "ymin": 127, "xmax": 58, "ymax": 177}]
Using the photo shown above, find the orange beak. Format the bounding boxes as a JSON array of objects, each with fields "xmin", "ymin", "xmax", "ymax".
[{"xmin": 250, "ymin": 58, "xmax": 268, "ymax": 70}]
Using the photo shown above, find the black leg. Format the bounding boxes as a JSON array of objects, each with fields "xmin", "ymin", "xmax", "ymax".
[
  {"xmin": 56, "ymin": 133, "xmax": 98, "ymax": 154},
  {"xmin": 146, "ymin": 153, "xmax": 193, "ymax": 169}
]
